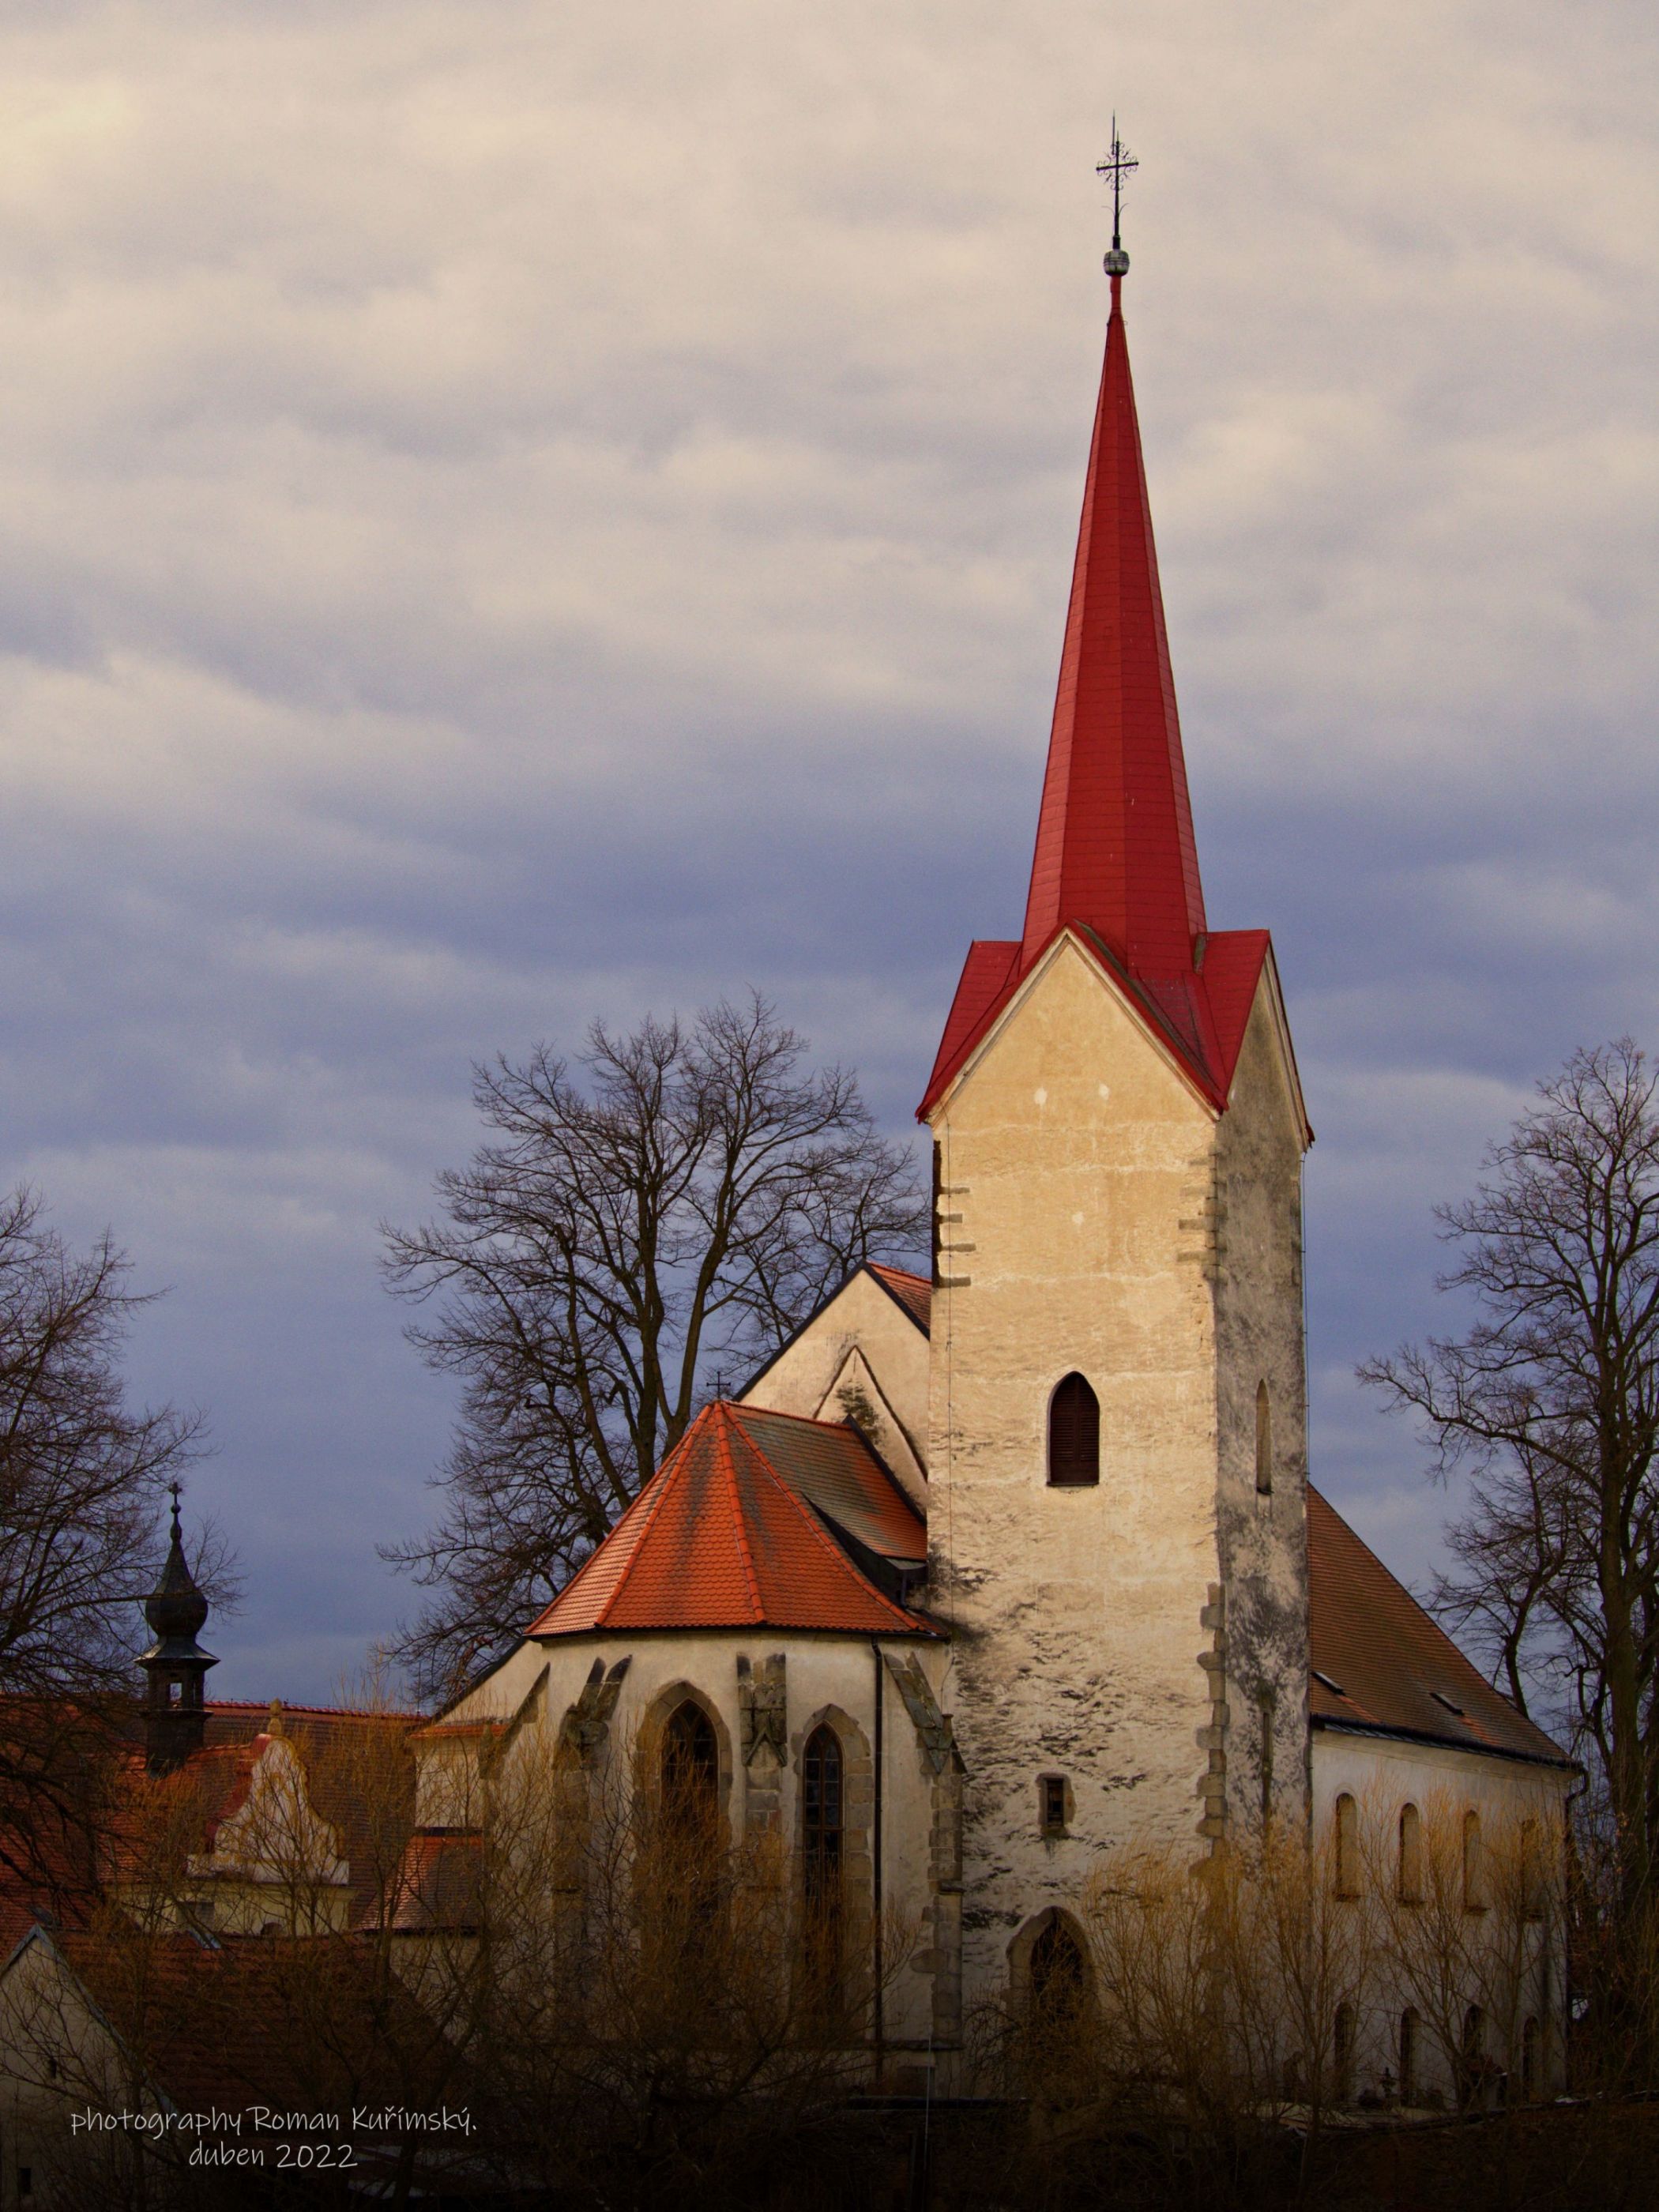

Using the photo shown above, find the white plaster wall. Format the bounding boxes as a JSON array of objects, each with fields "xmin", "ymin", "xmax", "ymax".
[
  {"xmin": 428, "ymin": 1628, "xmax": 951, "ymax": 2054},
  {"xmin": 1312, "ymin": 1729, "xmax": 1573, "ymax": 2104},
  {"xmin": 740, "ymin": 1270, "xmax": 931, "ymax": 1503},
  {"xmin": 924, "ymin": 939, "xmax": 1230, "ymax": 2009}
]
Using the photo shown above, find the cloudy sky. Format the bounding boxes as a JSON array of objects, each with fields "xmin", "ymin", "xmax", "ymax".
[{"xmin": 0, "ymin": 1, "xmax": 1654, "ymax": 1700}]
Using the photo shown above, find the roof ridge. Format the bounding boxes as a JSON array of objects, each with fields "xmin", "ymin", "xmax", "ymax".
[
  {"xmin": 560, "ymin": 1435, "xmax": 686, "ymax": 1631},
  {"xmin": 711, "ymin": 1404, "xmax": 765, "ymax": 1620}
]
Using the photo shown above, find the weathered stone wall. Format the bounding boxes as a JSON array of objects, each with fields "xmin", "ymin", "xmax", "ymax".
[
  {"xmin": 1209, "ymin": 972, "xmax": 1311, "ymax": 1842},
  {"xmin": 923, "ymin": 939, "xmax": 1237, "ymax": 2011}
]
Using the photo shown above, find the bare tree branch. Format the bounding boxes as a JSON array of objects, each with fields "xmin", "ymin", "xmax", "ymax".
[{"xmin": 380, "ymin": 995, "xmax": 927, "ymax": 1695}]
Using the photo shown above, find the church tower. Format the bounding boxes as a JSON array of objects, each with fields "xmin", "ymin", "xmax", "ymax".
[
  {"xmin": 919, "ymin": 206, "xmax": 1311, "ymax": 1984},
  {"xmin": 138, "ymin": 1485, "xmax": 218, "ymax": 1775}
]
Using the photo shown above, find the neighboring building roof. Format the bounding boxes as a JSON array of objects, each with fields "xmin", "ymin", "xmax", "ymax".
[
  {"xmin": 525, "ymin": 1401, "xmax": 939, "ymax": 1641},
  {"xmin": 35, "ymin": 1928, "xmax": 442, "ymax": 2124},
  {"xmin": 1307, "ymin": 1487, "xmax": 1571, "ymax": 1768},
  {"xmin": 388, "ymin": 1830, "xmax": 483, "ymax": 1933},
  {"xmin": 0, "ymin": 1699, "xmax": 422, "ymax": 1950}
]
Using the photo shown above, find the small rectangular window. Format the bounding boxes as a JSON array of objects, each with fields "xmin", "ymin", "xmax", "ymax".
[{"xmin": 1040, "ymin": 1775, "xmax": 1067, "ymax": 1835}]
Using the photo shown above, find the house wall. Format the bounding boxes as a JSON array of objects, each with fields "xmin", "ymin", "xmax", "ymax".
[
  {"xmin": 1311, "ymin": 1728, "xmax": 1573, "ymax": 2105},
  {"xmin": 1210, "ymin": 977, "xmax": 1311, "ymax": 1841}
]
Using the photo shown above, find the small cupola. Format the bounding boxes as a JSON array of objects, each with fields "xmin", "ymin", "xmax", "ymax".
[{"xmin": 138, "ymin": 1483, "xmax": 217, "ymax": 1774}]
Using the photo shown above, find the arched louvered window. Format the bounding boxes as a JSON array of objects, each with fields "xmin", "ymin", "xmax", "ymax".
[
  {"xmin": 661, "ymin": 1700, "xmax": 718, "ymax": 1836},
  {"xmin": 1255, "ymin": 1381, "xmax": 1273, "ymax": 1495},
  {"xmin": 1334, "ymin": 2001, "xmax": 1356, "ymax": 2102},
  {"xmin": 1048, "ymin": 1374, "xmax": 1100, "ymax": 1488}
]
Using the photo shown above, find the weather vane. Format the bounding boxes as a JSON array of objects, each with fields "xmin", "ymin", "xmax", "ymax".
[{"xmin": 1096, "ymin": 116, "xmax": 1138, "ymax": 276}]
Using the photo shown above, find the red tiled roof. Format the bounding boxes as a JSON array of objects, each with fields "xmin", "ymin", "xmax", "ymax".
[
  {"xmin": 916, "ymin": 273, "xmax": 1300, "ymax": 1134},
  {"xmin": 388, "ymin": 1830, "xmax": 483, "ymax": 1932},
  {"xmin": 47, "ymin": 1930, "xmax": 444, "ymax": 2120},
  {"xmin": 867, "ymin": 1263, "xmax": 932, "ymax": 1334},
  {"xmin": 727, "ymin": 1405, "xmax": 926, "ymax": 1564},
  {"xmin": 525, "ymin": 1401, "xmax": 939, "ymax": 1640},
  {"xmin": 1307, "ymin": 1487, "xmax": 1570, "ymax": 1767},
  {"xmin": 919, "ymin": 923, "xmax": 1275, "ymax": 1123}
]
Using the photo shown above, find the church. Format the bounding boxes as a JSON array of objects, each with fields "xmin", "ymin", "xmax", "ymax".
[{"xmin": 410, "ymin": 234, "xmax": 1574, "ymax": 2105}]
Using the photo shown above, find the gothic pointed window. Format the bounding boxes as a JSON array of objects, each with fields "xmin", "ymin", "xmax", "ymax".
[
  {"xmin": 803, "ymin": 1724, "xmax": 844, "ymax": 1995},
  {"xmin": 1029, "ymin": 1915, "xmax": 1088, "ymax": 2023},
  {"xmin": 1255, "ymin": 1381, "xmax": 1273, "ymax": 1495},
  {"xmin": 661, "ymin": 1700, "xmax": 718, "ymax": 1838},
  {"xmin": 1048, "ymin": 1374, "xmax": 1099, "ymax": 1488}
]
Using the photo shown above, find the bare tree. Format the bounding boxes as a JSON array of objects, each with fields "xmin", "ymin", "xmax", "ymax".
[
  {"xmin": 0, "ymin": 1187, "xmax": 206, "ymax": 1896},
  {"xmin": 1360, "ymin": 1040, "xmax": 1659, "ymax": 1913},
  {"xmin": 381, "ymin": 995, "xmax": 927, "ymax": 1694}
]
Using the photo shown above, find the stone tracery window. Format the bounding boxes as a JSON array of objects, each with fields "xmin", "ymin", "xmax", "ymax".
[
  {"xmin": 1029, "ymin": 1914, "xmax": 1089, "ymax": 2022},
  {"xmin": 661, "ymin": 1698, "xmax": 719, "ymax": 1836},
  {"xmin": 803, "ymin": 1722, "xmax": 845, "ymax": 1998},
  {"xmin": 1048, "ymin": 1373, "xmax": 1100, "ymax": 1487}
]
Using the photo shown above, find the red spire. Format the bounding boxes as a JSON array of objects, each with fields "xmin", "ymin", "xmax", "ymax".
[{"xmin": 1020, "ymin": 269, "xmax": 1206, "ymax": 977}]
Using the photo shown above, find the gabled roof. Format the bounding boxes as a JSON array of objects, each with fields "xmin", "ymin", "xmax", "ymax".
[
  {"xmin": 525, "ymin": 1401, "xmax": 939, "ymax": 1641},
  {"xmin": 1307, "ymin": 1487, "xmax": 1571, "ymax": 1769},
  {"xmin": 919, "ymin": 922, "xmax": 1275, "ymax": 1121},
  {"xmin": 867, "ymin": 1263, "xmax": 932, "ymax": 1334}
]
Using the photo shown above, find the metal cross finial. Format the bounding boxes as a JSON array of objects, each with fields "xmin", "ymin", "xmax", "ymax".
[
  {"xmin": 167, "ymin": 1479, "xmax": 183, "ymax": 1537},
  {"xmin": 1096, "ymin": 116, "xmax": 1138, "ymax": 271}
]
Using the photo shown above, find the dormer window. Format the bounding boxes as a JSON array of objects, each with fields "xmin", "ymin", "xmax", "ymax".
[{"xmin": 1048, "ymin": 1374, "xmax": 1099, "ymax": 1487}]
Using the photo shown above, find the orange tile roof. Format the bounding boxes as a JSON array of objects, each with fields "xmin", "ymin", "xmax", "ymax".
[
  {"xmin": 1307, "ymin": 1486, "xmax": 1570, "ymax": 1767},
  {"xmin": 867, "ymin": 1263, "xmax": 932, "ymax": 1333},
  {"xmin": 730, "ymin": 1405, "xmax": 925, "ymax": 1564},
  {"xmin": 525, "ymin": 1401, "xmax": 939, "ymax": 1640}
]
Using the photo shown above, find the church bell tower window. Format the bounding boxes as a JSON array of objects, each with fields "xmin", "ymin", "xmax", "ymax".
[{"xmin": 1047, "ymin": 1373, "xmax": 1100, "ymax": 1487}]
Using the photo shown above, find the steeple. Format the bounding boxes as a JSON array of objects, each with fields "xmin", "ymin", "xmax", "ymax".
[
  {"xmin": 1019, "ymin": 214, "xmax": 1206, "ymax": 980},
  {"xmin": 138, "ymin": 1484, "xmax": 217, "ymax": 1774},
  {"xmin": 920, "ymin": 152, "xmax": 1291, "ymax": 1128}
]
